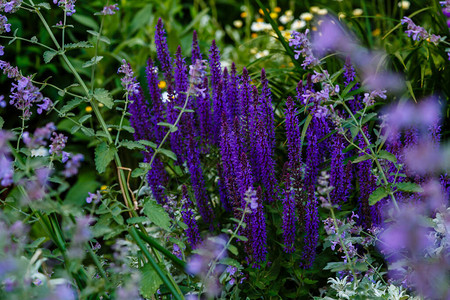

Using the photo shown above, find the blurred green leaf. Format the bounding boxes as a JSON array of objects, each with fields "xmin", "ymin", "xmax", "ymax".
[
  {"xmin": 94, "ymin": 142, "xmax": 116, "ymax": 173},
  {"xmin": 143, "ymin": 200, "xmax": 171, "ymax": 231}
]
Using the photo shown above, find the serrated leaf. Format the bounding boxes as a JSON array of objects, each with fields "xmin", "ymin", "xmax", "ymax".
[
  {"xmin": 80, "ymin": 127, "xmax": 95, "ymax": 137},
  {"xmin": 143, "ymin": 200, "xmax": 171, "ymax": 231},
  {"xmin": 379, "ymin": 150, "xmax": 397, "ymax": 163},
  {"xmin": 79, "ymin": 114, "xmax": 92, "ymax": 124},
  {"xmin": 157, "ymin": 122, "xmax": 178, "ymax": 132},
  {"xmin": 94, "ymin": 142, "xmax": 116, "ymax": 174},
  {"xmin": 157, "ymin": 148, "xmax": 177, "ymax": 161},
  {"xmin": 70, "ymin": 125, "xmax": 81, "ymax": 134},
  {"xmin": 93, "ymin": 88, "xmax": 113, "ymax": 109},
  {"xmin": 369, "ymin": 187, "xmax": 389, "ymax": 206},
  {"xmin": 131, "ymin": 168, "xmax": 147, "ymax": 178},
  {"xmin": 43, "ymin": 50, "xmax": 58, "ymax": 64},
  {"xmin": 228, "ymin": 244, "xmax": 238, "ymax": 256},
  {"xmin": 82, "ymin": 56, "xmax": 103, "ymax": 68},
  {"xmin": 395, "ymin": 182, "xmax": 423, "ymax": 193},
  {"xmin": 64, "ymin": 41, "xmax": 93, "ymax": 49},
  {"xmin": 36, "ymin": 2, "xmax": 51, "ymax": 9},
  {"xmin": 139, "ymin": 263, "xmax": 163, "ymax": 298},
  {"xmin": 139, "ymin": 140, "xmax": 157, "ymax": 149},
  {"xmin": 120, "ymin": 140, "xmax": 146, "ymax": 151},
  {"xmin": 219, "ymin": 258, "xmax": 242, "ymax": 268},
  {"xmin": 234, "ymin": 234, "xmax": 248, "ymax": 242},
  {"xmin": 86, "ymin": 30, "xmax": 99, "ymax": 37},
  {"xmin": 126, "ymin": 216, "xmax": 148, "ymax": 224},
  {"xmin": 352, "ymin": 154, "xmax": 371, "ymax": 164}
]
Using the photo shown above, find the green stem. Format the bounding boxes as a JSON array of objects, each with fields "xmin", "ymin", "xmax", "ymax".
[
  {"xmin": 115, "ymin": 92, "xmax": 129, "ymax": 146},
  {"xmin": 0, "ymin": 35, "xmax": 56, "ymax": 51},
  {"xmin": 90, "ymin": 15, "xmax": 105, "ymax": 92},
  {"xmin": 129, "ymin": 227, "xmax": 184, "ymax": 300}
]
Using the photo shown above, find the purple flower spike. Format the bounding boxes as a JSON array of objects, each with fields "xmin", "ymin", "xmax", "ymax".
[
  {"xmin": 181, "ymin": 185, "xmax": 202, "ymax": 248},
  {"xmin": 249, "ymin": 187, "xmax": 267, "ymax": 266},
  {"xmin": 282, "ymin": 177, "xmax": 297, "ymax": 253},
  {"xmin": 155, "ymin": 18, "xmax": 174, "ymax": 85}
]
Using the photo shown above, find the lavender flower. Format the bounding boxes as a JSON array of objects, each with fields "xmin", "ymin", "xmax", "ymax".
[
  {"xmin": 329, "ymin": 134, "xmax": 347, "ymax": 204},
  {"xmin": 53, "ymin": 0, "xmax": 76, "ymax": 16},
  {"xmin": 0, "ymin": 60, "xmax": 20, "ymax": 79},
  {"xmin": 248, "ymin": 187, "xmax": 267, "ymax": 265},
  {"xmin": 9, "ymin": 76, "xmax": 51, "ymax": 119},
  {"xmin": 191, "ymin": 30, "xmax": 202, "ymax": 64},
  {"xmin": 99, "ymin": 3, "xmax": 118, "ymax": 15},
  {"xmin": 117, "ymin": 59, "xmax": 139, "ymax": 94},
  {"xmin": 62, "ymin": 153, "xmax": 83, "ymax": 177},
  {"xmin": 289, "ymin": 30, "xmax": 319, "ymax": 68},
  {"xmin": 49, "ymin": 132, "xmax": 67, "ymax": 155},
  {"xmin": 362, "ymin": 89, "xmax": 387, "ymax": 106},
  {"xmin": 401, "ymin": 17, "xmax": 441, "ymax": 44},
  {"xmin": 181, "ymin": 185, "xmax": 201, "ymax": 248},
  {"xmin": 0, "ymin": 14, "xmax": 11, "ymax": 34},
  {"xmin": 0, "ymin": 130, "xmax": 13, "ymax": 186},
  {"xmin": 0, "ymin": 0, "xmax": 23, "ymax": 13},
  {"xmin": 0, "ymin": 46, "xmax": 3, "ymax": 56},
  {"xmin": 189, "ymin": 59, "xmax": 208, "ymax": 97},
  {"xmin": 86, "ymin": 190, "xmax": 102, "ymax": 204},
  {"xmin": 155, "ymin": 18, "xmax": 173, "ymax": 84}
]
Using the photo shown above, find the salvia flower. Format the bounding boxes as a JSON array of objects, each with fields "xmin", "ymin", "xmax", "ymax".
[
  {"xmin": 189, "ymin": 59, "xmax": 207, "ymax": 96},
  {"xmin": 289, "ymin": 29, "xmax": 319, "ymax": 68},
  {"xmin": 282, "ymin": 180, "xmax": 297, "ymax": 253},
  {"xmin": 117, "ymin": 59, "xmax": 139, "ymax": 94},
  {"xmin": 401, "ymin": 17, "xmax": 441, "ymax": 44},
  {"xmin": 99, "ymin": 3, "xmax": 118, "ymax": 15},
  {"xmin": 53, "ymin": 0, "xmax": 76, "ymax": 16},
  {"xmin": 249, "ymin": 187, "xmax": 267, "ymax": 266},
  {"xmin": 181, "ymin": 185, "xmax": 202, "ymax": 249}
]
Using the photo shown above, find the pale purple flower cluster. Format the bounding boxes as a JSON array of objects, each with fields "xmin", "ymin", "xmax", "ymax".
[
  {"xmin": 62, "ymin": 153, "xmax": 83, "ymax": 177},
  {"xmin": 9, "ymin": 76, "xmax": 53, "ymax": 119},
  {"xmin": 49, "ymin": 132, "xmax": 67, "ymax": 155},
  {"xmin": 0, "ymin": 0, "xmax": 22, "ymax": 13},
  {"xmin": 401, "ymin": 17, "xmax": 441, "ymax": 44},
  {"xmin": 0, "ymin": 130, "xmax": 14, "ymax": 186},
  {"xmin": 289, "ymin": 30, "xmax": 319, "ymax": 68},
  {"xmin": 99, "ymin": 3, "xmax": 118, "ymax": 15},
  {"xmin": 86, "ymin": 190, "xmax": 102, "ymax": 204},
  {"xmin": 117, "ymin": 59, "xmax": 140, "ymax": 94},
  {"xmin": 189, "ymin": 59, "xmax": 207, "ymax": 97},
  {"xmin": 0, "ymin": 13, "xmax": 11, "ymax": 34},
  {"xmin": 53, "ymin": 0, "xmax": 76, "ymax": 16},
  {"xmin": 362, "ymin": 89, "xmax": 387, "ymax": 106},
  {"xmin": 0, "ymin": 60, "xmax": 20, "ymax": 79}
]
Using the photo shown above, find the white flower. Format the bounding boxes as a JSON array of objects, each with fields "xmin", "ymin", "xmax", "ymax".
[
  {"xmin": 398, "ymin": 1, "xmax": 410, "ymax": 10},
  {"xmin": 310, "ymin": 6, "xmax": 320, "ymax": 14},
  {"xmin": 279, "ymin": 14, "xmax": 294, "ymax": 24},
  {"xmin": 318, "ymin": 8, "xmax": 328, "ymax": 15},
  {"xmin": 291, "ymin": 19, "xmax": 306, "ymax": 31},
  {"xmin": 300, "ymin": 12, "xmax": 313, "ymax": 21},
  {"xmin": 233, "ymin": 20, "xmax": 243, "ymax": 28},
  {"xmin": 255, "ymin": 50, "xmax": 269, "ymax": 59},
  {"xmin": 251, "ymin": 21, "xmax": 270, "ymax": 32},
  {"xmin": 353, "ymin": 8, "xmax": 363, "ymax": 16},
  {"xmin": 31, "ymin": 147, "xmax": 49, "ymax": 157}
]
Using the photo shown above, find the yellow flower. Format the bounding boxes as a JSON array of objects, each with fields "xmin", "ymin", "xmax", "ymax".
[
  {"xmin": 288, "ymin": 62, "xmax": 294, "ymax": 67},
  {"xmin": 338, "ymin": 12, "xmax": 346, "ymax": 20},
  {"xmin": 312, "ymin": 26, "xmax": 318, "ymax": 31},
  {"xmin": 274, "ymin": 7, "xmax": 281, "ymax": 13},
  {"xmin": 251, "ymin": 33, "xmax": 258, "ymax": 38},
  {"xmin": 270, "ymin": 12, "xmax": 278, "ymax": 19},
  {"xmin": 318, "ymin": 8, "xmax": 328, "ymax": 15},
  {"xmin": 278, "ymin": 25, "xmax": 284, "ymax": 31},
  {"xmin": 85, "ymin": 106, "xmax": 93, "ymax": 113},
  {"xmin": 240, "ymin": 11, "xmax": 247, "ymax": 18},
  {"xmin": 100, "ymin": 185, "xmax": 108, "ymax": 191},
  {"xmin": 372, "ymin": 28, "xmax": 381, "ymax": 36},
  {"xmin": 158, "ymin": 80, "xmax": 166, "ymax": 89},
  {"xmin": 256, "ymin": 17, "xmax": 264, "ymax": 23}
]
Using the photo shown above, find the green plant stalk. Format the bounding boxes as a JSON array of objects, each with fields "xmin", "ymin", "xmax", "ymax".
[
  {"xmin": 90, "ymin": 13, "xmax": 105, "ymax": 92},
  {"xmin": 137, "ymin": 230, "xmax": 186, "ymax": 270},
  {"xmin": 319, "ymin": 65, "xmax": 400, "ymax": 211},
  {"xmin": 115, "ymin": 92, "xmax": 129, "ymax": 146},
  {"xmin": 329, "ymin": 205, "xmax": 358, "ymax": 282},
  {"xmin": 129, "ymin": 227, "xmax": 184, "ymax": 300},
  {"xmin": 30, "ymin": 2, "xmax": 183, "ymax": 291}
]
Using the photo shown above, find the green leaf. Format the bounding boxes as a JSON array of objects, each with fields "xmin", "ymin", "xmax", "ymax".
[
  {"xmin": 36, "ymin": 2, "xmax": 51, "ymax": 9},
  {"xmin": 43, "ymin": 50, "xmax": 58, "ymax": 64},
  {"xmin": 157, "ymin": 122, "xmax": 178, "ymax": 133},
  {"xmin": 139, "ymin": 263, "xmax": 163, "ymax": 299},
  {"xmin": 80, "ymin": 127, "xmax": 95, "ymax": 137},
  {"xmin": 82, "ymin": 56, "xmax": 103, "ymax": 68},
  {"xmin": 72, "ymin": 14, "xmax": 99, "ymax": 30},
  {"xmin": 59, "ymin": 98, "xmax": 84, "ymax": 115},
  {"xmin": 79, "ymin": 114, "xmax": 92, "ymax": 124},
  {"xmin": 65, "ymin": 170, "xmax": 99, "ymax": 205},
  {"xmin": 120, "ymin": 140, "xmax": 146, "ymax": 151},
  {"xmin": 64, "ymin": 41, "xmax": 93, "ymax": 50},
  {"xmin": 95, "ymin": 142, "xmax": 116, "ymax": 174},
  {"xmin": 352, "ymin": 154, "xmax": 371, "ymax": 164},
  {"xmin": 139, "ymin": 140, "xmax": 157, "ymax": 149},
  {"xmin": 0, "ymin": 116, "xmax": 4, "ymax": 129},
  {"xmin": 131, "ymin": 168, "xmax": 147, "ymax": 178},
  {"xmin": 143, "ymin": 200, "xmax": 171, "ymax": 231},
  {"xmin": 378, "ymin": 150, "xmax": 397, "ymax": 163},
  {"xmin": 93, "ymin": 88, "xmax": 113, "ymax": 109},
  {"xmin": 227, "ymin": 244, "xmax": 238, "ymax": 256},
  {"xmin": 157, "ymin": 148, "xmax": 177, "ymax": 161},
  {"xmin": 300, "ymin": 114, "xmax": 312, "ymax": 147},
  {"xmin": 369, "ymin": 187, "xmax": 389, "ymax": 206},
  {"xmin": 219, "ymin": 258, "xmax": 242, "ymax": 268},
  {"xmin": 395, "ymin": 182, "xmax": 423, "ymax": 193},
  {"xmin": 127, "ymin": 217, "xmax": 149, "ymax": 224}
]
